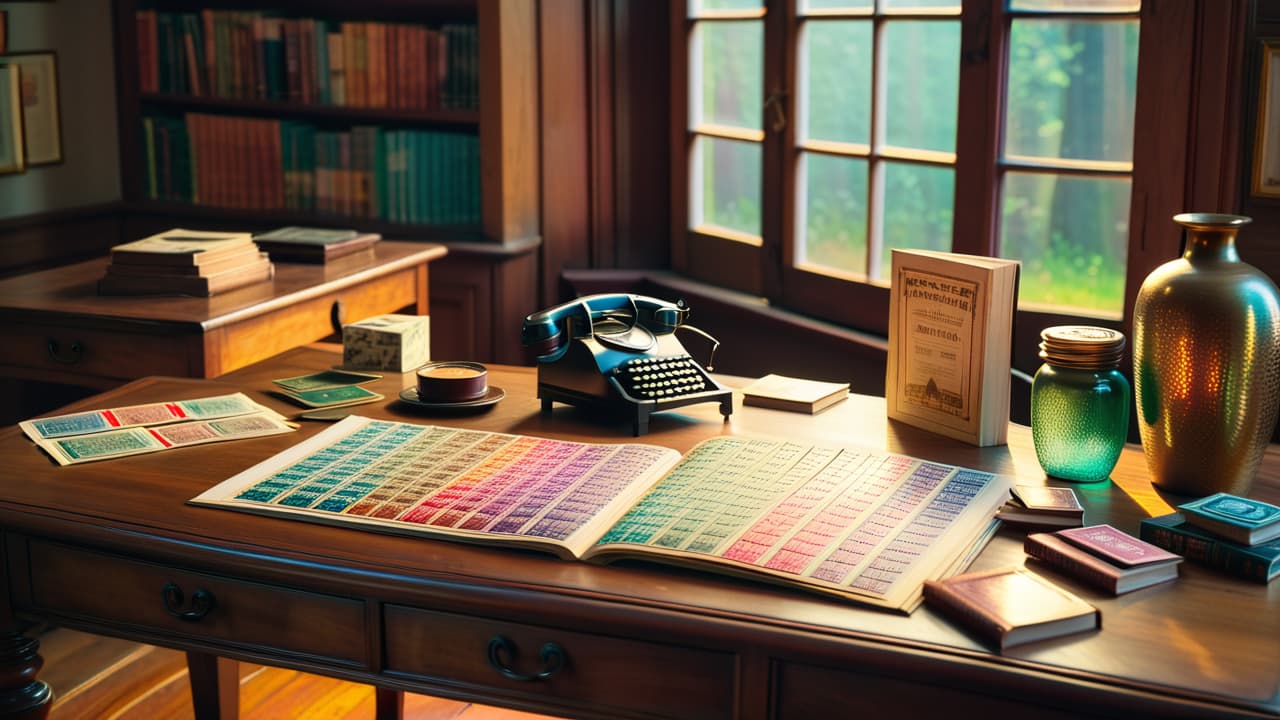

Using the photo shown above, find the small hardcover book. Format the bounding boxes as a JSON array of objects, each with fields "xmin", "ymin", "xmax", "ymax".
[
  {"xmin": 996, "ymin": 485, "xmax": 1085, "ymax": 529},
  {"xmin": 1024, "ymin": 531, "xmax": 1181, "ymax": 595},
  {"xmin": 923, "ymin": 566, "xmax": 1100, "ymax": 649},
  {"xmin": 1177, "ymin": 493, "xmax": 1280, "ymax": 546},
  {"xmin": 885, "ymin": 249, "xmax": 1020, "ymax": 447},
  {"xmin": 1140, "ymin": 512, "xmax": 1280, "ymax": 583},
  {"xmin": 253, "ymin": 226, "xmax": 381, "ymax": 263},
  {"xmin": 740, "ymin": 374, "xmax": 850, "ymax": 414},
  {"xmin": 1055, "ymin": 524, "xmax": 1182, "ymax": 569}
]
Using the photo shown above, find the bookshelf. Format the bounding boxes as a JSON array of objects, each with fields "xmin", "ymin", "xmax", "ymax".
[{"xmin": 111, "ymin": 0, "xmax": 541, "ymax": 363}]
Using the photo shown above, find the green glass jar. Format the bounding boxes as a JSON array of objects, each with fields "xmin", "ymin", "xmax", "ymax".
[{"xmin": 1031, "ymin": 326, "xmax": 1130, "ymax": 482}]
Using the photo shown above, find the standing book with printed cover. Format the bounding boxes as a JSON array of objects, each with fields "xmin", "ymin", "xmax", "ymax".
[
  {"xmin": 923, "ymin": 566, "xmax": 1100, "ymax": 649},
  {"xmin": 885, "ymin": 249, "xmax": 1020, "ymax": 447},
  {"xmin": 1024, "ymin": 530, "xmax": 1181, "ymax": 595},
  {"xmin": 1140, "ymin": 513, "xmax": 1280, "ymax": 583},
  {"xmin": 740, "ymin": 374, "xmax": 850, "ymax": 414},
  {"xmin": 190, "ymin": 417, "xmax": 1015, "ymax": 613},
  {"xmin": 1177, "ymin": 493, "xmax": 1280, "ymax": 545},
  {"xmin": 996, "ymin": 485, "xmax": 1085, "ymax": 529}
]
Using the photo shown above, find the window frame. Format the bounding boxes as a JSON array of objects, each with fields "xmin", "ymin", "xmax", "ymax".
[{"xmin": 669, "ymin": 0, "xmax": 1242, "ymax": 372}]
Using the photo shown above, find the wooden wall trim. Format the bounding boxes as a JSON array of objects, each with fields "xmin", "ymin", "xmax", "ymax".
[
  {"xmin": 589, "ymin": 0, "xmax": 617, "ymax": 270},
  {"xmin": 539, "ymin": 0, "xmax": 593, "ymax": 309},
  {"xmin": 0, "ymin": 202, "xmax": 125, "ymax": 278}
]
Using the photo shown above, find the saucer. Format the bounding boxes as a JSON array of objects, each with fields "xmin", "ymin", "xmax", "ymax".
[{"xmin": 398, "ymin": 385, "xmax": 505, "ymax": 411}]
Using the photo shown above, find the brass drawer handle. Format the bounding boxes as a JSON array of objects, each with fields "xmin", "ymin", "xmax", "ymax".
[
  {"xmin": 46, "ymin": 338, "xmax": 84, "ymax": 364},
  {"xmin": 486, "ymin": 635, "xmax": 565, "ymax": 682},
  {"xmin": 161, "ymin": 582, "xmax": 216, "ymax": 621}
]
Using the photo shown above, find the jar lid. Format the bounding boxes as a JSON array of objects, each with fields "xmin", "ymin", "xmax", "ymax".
[{"xmin": 1039, "ymin": 325, "xmax": 1126, "ymax": 369}]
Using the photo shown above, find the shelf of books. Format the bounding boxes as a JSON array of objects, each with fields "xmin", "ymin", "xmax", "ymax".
[{"xmin": 127, "ymin": 4, "xmax": 484, "ymax": 231}]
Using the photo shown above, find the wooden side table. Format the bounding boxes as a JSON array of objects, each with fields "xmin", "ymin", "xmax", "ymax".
[{"xmin": 0, "ymin": 241, "xmax": 446, "ymax": 422}]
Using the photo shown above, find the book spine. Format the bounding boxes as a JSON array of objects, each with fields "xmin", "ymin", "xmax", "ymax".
[
  {"xmin": 1139, "ymin": 520, "xmax": 1271, "ymax": 583},
  {"xmin": 922, "ymin": 582, "xmax": 1004, "ymax": 645},
  {"xmin": 1023, "ymin": 537, "xmax": 1115, "ymax": 593}
]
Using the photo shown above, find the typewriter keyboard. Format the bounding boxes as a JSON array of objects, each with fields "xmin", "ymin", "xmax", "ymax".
[{"xmin": 613, "ymin": 355, "xmax": 713, "ymax": 399}]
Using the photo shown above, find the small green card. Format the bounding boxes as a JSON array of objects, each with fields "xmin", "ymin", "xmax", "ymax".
[
  {"xmin": 281, "ymin": 385, "xmax": 383, "ymax": 409},
  {"xmin": 272, "ymin": 370, "xmax": 383, "ymax": 393}
]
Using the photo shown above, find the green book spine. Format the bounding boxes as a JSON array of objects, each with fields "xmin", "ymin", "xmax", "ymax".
[
  {"xmin": 213, "ymin": 11, "xmax": 231, "ymax": 98},
  {"xmin": 301, "ymin": 124, "xmax": 317, "ymax": 211},
  {"xmin": 142, "ymin": 116, "xmax": 158, "ymax": 200},
  {"xmin": 314, "ymin": 19, "xmax": 331, "ymax": 105},
  {"xmin": 175, "ymin": 117, "xmax": 193, "ymax": 202},
  {"xmin": 467, "ymin": 133, "xmax": 480, "ymax": 224},
  {"xmin": 1140, "ymin": 513, "xmax": 1280, "ymax": 583},
  {"xmin": 280, "ymin": 120, "xmax": 296, "ymax": 209},
  {"xmin": 423, "ymin": 131, "xmax": 438, "ymax": 225},
  {"xmin": 373, "ymin": 127, "xmax": 388, "ymax": 221},
  {"xmin": 408, "ymin": 131, "xmax": 423, "ymax": 225}
]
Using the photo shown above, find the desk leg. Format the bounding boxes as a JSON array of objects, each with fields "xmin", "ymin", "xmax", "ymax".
[
  {"xmin": 374, "ymin": 687, "xmax": 404, "ymax": 720},
  {"xmin": 186, "ymin": 652, "xmax": 238, "ymax": 720},
  {"xmin": 0, "ymin": 630, "xmax": 51, "ymax": 719}
]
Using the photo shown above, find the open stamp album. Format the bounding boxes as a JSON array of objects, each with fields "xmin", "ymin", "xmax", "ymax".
[{"xmin": 191, "ymin": 417, "xmax": 1013, "ymax": 613}]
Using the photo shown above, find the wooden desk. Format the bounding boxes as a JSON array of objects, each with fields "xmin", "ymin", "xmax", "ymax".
[
  {"xmin": 1, "ymin": 345, "xmax": 1277, "ymax": 719},
  {"xmin": 0, "ymin": 242, "xmax": 446, "ymax": 391}
]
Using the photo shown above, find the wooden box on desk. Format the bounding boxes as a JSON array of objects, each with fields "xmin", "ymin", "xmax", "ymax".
[{"xmin": 341, "ymin": 313, "xmax": 430, "ymax": 372}]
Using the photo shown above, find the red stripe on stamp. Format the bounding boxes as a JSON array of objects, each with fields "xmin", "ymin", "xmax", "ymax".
[
  {"xmin": 149, "ymin": 428, "xmax": 173, "ymax": 447},
  {"xmin": 166, "ymin": 403, "xmax": 186, "ymax": 418},
  {"xmin": 102, "ymin": 411, "xmax": 121, "ymax": 427}
]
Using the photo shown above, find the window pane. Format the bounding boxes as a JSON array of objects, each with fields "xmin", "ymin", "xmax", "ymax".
[
  {"xmin": 999, "ymin": 171, "xmax": 1130, "ymax": 315},
  {"xmin": 883, "ymin": 20, "xmax": 959, "ymax": 153},
  {"xmin": 692, "ymin": 0, "xmax": 763, "ymax": 13},
  {"xmin": 694, "ymin": 135, "xmax": 763, "ymax": 237},
  {"xmin": 693, "ymin": 21, "xmax": 763, "ymax": 130},
  {"xmin": 882, "ymin": 0, "xmax": 960, "ymax": 10},
  {"xmin": 803, "ymin": 20, "xmax": 871, "ymax": 145},
  {"xmin": 879, "ymin": 161, "xmax": 954, "ymax": 278},
  {"xmin": 801, "ymin": 0, "xmax": 873, "ymax": 11},
  {"xmin": 1004, "ymin": 19, "xmax": 1139, "ymax": 163},
  {"xmin": 1010, "ymin": 0, "xmax": 1139, "ymax": 11},
  {"xmin": 798, "ymin": 152, "xmax": 868, "ymax": 274}
]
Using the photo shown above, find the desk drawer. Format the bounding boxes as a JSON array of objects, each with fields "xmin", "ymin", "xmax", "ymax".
[
  {"xmin": 774, "ymin": 660, "xmax": 1094, "ymax": 720},
  {"xmin": 25, "ymin": 540, "xmax": 369, "ymax": 667},
  {"xmin": 1, "ymin": 322, "xmax": 195, "ymax": 383},
  {"xmin": 384, "ymin": 605, "xmax": 735, "ymax": 720}
]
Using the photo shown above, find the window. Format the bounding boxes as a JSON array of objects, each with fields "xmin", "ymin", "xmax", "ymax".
[{"xmin": 673, "ymin": 0, "xmax": 1163, "ymax": 350}]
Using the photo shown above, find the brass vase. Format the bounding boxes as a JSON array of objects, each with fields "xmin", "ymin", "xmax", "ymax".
[{"xmin": 1132, "ymin": 213, "xmax": 1280, "ymax": 496}]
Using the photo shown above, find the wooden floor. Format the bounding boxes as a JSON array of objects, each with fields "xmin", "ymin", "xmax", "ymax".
[{"xmin": 36, "ymin": 626, "xmax": 558, "ymax": 720}]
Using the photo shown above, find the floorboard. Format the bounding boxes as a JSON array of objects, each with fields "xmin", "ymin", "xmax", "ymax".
[{"xmin": 36, "ymin": 627, "xmax": 560, "ymax": 720}]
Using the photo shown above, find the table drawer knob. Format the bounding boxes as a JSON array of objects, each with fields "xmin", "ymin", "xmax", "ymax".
[
  {"xmin": 330, "ymin": 300, "xmax": 345, "ymax": 336},
  {"xmin": 161, "ymin": 582, "xmax": 216, "ymax": 621},
  {"xmin": 486, "ymin": 635, "xmax": 565, "ymax": 682},
  {"xmin": 46, "ymin": 338, "xmax": 84, "ymax": 364}
]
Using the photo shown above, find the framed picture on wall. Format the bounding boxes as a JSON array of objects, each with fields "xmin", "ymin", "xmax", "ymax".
[
  {"xmin": 0, "ymin": 51, "xmax": 61, "ymax": 166},
  {"xmin": 1253, "ymin": 40, "xmax": 1280, "ymax": 198},
  {"xmin": 0, "ymin": 63, "xmax": 24, "ymax": 175}
]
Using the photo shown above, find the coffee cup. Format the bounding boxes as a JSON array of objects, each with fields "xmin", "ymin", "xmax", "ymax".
[{"xmin": 416, "ymin": 361, "xmax": 489, "ymax": 403}]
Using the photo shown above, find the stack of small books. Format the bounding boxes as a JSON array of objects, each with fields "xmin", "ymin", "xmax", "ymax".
[
  {"xmin": 98, "ymin": 228, "xmax": 273, "ymax": 297},
  {"xmin": 1140, "ymin": 493, "xmax": 1280, "ymax": 583},
  {"xmin": 252, "ymin": 226, "xmax": 381, "ymax": 263},
  {"xmin": 1024, "ymin": 524, "xmax": 1182, "ymax": 595},
  {"xmin": 995, "ymin": 485, "xmax": 1085, "ymax": 529}
]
